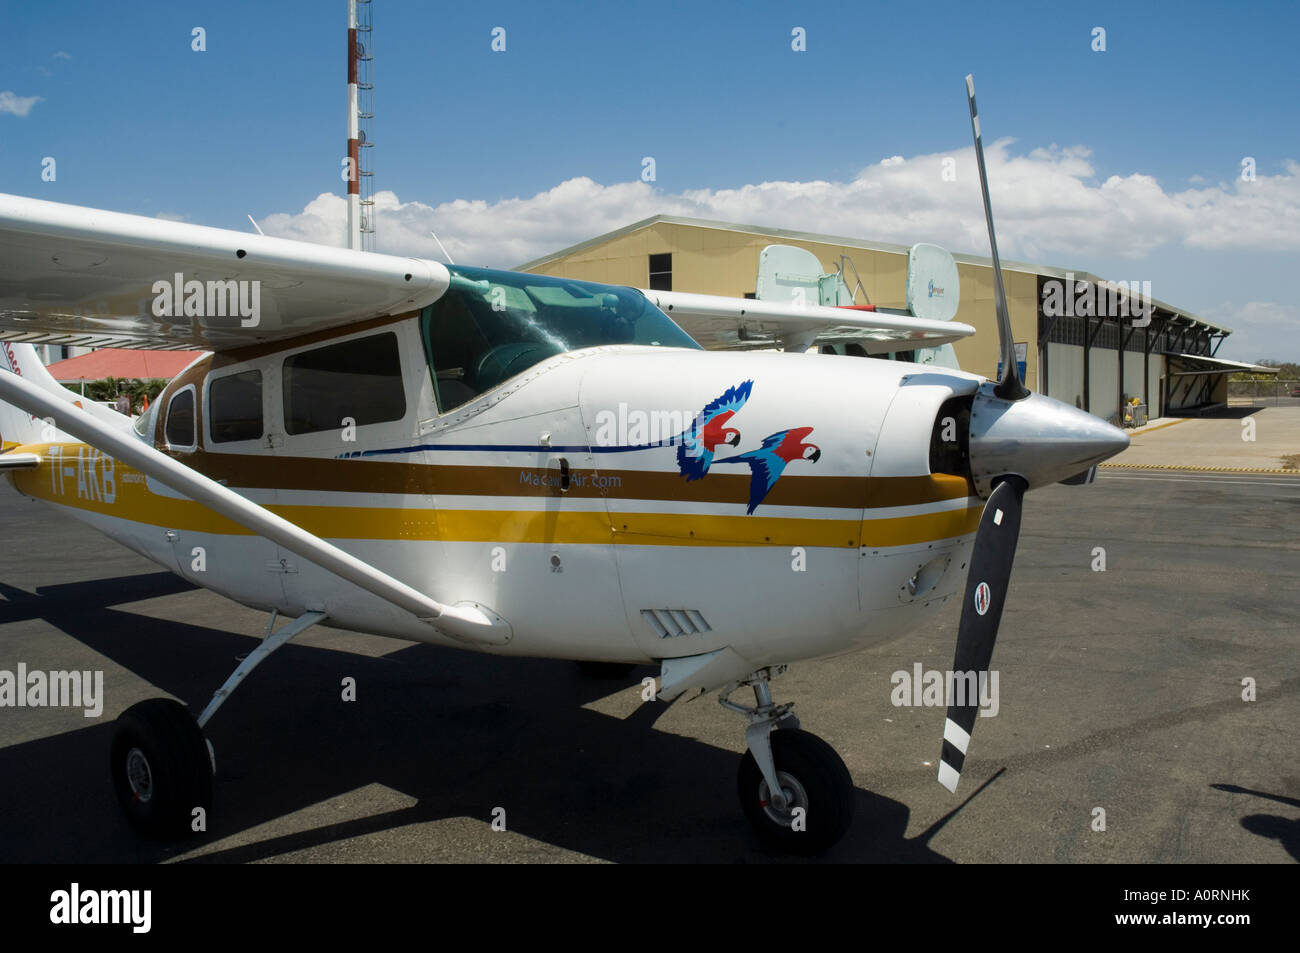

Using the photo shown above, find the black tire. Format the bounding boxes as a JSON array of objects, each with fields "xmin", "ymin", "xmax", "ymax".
[
  {"xmin": 737, "ymin": 728, "xmax": 855, "ymax": 854},
  {"xmin": 110, "ymin": 698, "xmax": 213, "ymax": 840},
  {"xmin": 574, "ymin": 661, "xmax": 636, "ymax": 679}
]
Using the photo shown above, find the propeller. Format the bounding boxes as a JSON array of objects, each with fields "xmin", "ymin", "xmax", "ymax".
[
  {"xmin": 936, "ymin": 77, "xmax": 1036, "ymax": 791},
  {"xmin": 936, "ymin": 77, "xmax": 1131, "ymax": 791},
  {"xmin": 965, "ymin": 74, "xmax": 1029, "ymax": 403},
  {"xmin": 937, "ymin": 473, "xmax": 1025, "ymax": 791}
]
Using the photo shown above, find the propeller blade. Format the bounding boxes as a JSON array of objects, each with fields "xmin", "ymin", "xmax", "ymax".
[
  {"xmin": 938, "ymin": 475, "xmax": 1027, "ymax": 792},
  {"xmin": 965, "ymin": 74, "xmax": 1028, "ymax": 402}
]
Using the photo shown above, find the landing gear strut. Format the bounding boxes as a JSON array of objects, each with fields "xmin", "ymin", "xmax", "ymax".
[
  {"xmin": 721, "ymin": 666, "xmax": 855, "ymax": 853},
  {"xmin": 109, "ymin": 610, "xmax": 327, "ymax": 840}
]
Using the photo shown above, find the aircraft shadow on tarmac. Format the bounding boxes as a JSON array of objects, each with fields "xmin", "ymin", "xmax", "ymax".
[
  {"xmin": 1210, "ymin": 784, "xmax": 1300, "ymax": 863},
  {"xmin": 0, "ymin": 571, "xmax": 987, "ymax": 864}
]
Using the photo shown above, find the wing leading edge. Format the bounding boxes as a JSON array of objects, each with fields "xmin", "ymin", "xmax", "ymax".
[
  {"xmin": 0, "ymin": 192, "xmax": 450, "ymax": 351},
  {"xmin": 640, "ymin": 289, "xmax": 975, "ymax": 354}
]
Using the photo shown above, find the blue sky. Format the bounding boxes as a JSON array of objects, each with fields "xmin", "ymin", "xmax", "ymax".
[{"xmin": 3, "ymin": 0, "xmax": 1298, "ymax": 361}]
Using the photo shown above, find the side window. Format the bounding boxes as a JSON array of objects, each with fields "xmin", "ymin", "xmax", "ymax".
[
  {"xmin": 422, "ymin": 293, "xmax": 493, "ymax": 412},
  {"xmin": 164, "ymin": 387, "xmax": 196, "ymax": 450},
  {"xmin": 420, "ymin": 288, "xmax": 566, "ymax": 412},
  {"xmin": 209, "ymin": 370, "xmax": 264, "ymax": 443},
  {"xmin": 282, "ymin": 332, "xmax": 406, "ymax": 435}
]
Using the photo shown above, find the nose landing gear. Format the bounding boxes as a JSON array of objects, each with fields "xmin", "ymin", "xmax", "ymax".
[{"xmin": 720, "ymin": 667, "xmax": 856, "ymax": 853}]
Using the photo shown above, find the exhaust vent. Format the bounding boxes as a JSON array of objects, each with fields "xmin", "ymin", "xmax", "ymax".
[{"xmin": 640, "ymin": 608, "xmax": 712, "ymax": 639}]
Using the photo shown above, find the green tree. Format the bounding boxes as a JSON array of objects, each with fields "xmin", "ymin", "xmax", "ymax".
[{"xmin": 82, "ymin": 377, "xmax": 167, "ymax": 414}]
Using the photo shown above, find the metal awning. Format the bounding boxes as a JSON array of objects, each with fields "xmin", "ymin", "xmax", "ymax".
[{"xmin": 1166, "ymin": 353, "xmax": 1279, "ymax": 377}]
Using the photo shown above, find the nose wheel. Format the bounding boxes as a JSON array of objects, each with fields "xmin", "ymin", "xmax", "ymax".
[{"xmin": 721, "ymin": 667, "xmax": 855, "ymax": 853}]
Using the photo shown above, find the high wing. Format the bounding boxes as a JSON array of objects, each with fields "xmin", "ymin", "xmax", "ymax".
[
  {"xmin": 0, "ymin": 192, "xmax": 450, "ymax": 351},
  {"xmin": 640, "ymin": 289, "xmax": 975, "ymax": 353}
]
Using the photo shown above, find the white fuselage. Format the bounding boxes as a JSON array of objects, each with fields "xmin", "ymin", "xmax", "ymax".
[{"xmin": 7, "ymin": 318, "xmax": 985, "ymax": 675}]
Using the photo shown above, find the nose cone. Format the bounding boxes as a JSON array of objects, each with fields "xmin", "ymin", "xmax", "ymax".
[{"xmin": 968, "ymin": 384, "xmax": 1129, "ymax": 496}]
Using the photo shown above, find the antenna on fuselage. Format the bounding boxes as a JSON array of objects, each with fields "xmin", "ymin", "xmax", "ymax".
[
  {"xmin": 246, "ymin": 214, "xmax": 265, "ymax": 236},
  {"xmin": 429, "ymin": 230, "xmax": 455, "ymax": 265}
]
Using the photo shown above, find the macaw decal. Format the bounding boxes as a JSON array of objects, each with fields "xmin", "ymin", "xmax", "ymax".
[
  {"xmin": 676, "ymin": 380, "xmax": 753, "ymax": 481},
  {"xmin": 357, "ymin": 380, "xmax": 819, "ymax": 514},
  {"xmin": 715, "ymin": 426, "xmax": 821, "ymax": 514}
]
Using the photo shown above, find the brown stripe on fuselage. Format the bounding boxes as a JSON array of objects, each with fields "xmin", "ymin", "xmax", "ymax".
[{"xmin": 177, "ymin": 450, "xmax": 974, "ymax": 509}]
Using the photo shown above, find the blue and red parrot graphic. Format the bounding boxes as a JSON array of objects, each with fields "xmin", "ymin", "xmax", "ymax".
[
  {"xmin": 714, "ymin": 426, "xmax": 822, "ymax": 514},
  {"xmin": 677, "ymin": 380, "xmax": 753, "ymax": 481}
]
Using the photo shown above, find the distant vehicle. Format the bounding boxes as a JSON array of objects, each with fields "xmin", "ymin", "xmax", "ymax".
[{"xmin": 1289, "ymin": 386, "xmax": 1300, "ymax": 397}]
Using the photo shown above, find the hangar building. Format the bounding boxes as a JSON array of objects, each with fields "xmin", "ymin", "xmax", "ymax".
[{"xmin": 519, "ymin": 216, "xmax": 1252, "ymax": 423}]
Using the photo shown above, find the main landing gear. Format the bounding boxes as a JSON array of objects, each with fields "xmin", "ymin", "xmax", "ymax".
[
  {"xmin": 109, "ymin": 610, "xmax": 327, "ymax": 840},
  {"xmin": 720, "ymin": 666, "xmax": 856, "ymax": 854}
]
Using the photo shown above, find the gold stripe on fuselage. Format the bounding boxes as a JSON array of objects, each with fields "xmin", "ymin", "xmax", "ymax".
[
  {"xmin": 109, "ymin": 447, "xmax": 975, "ymax": 510},
  {"xmin": 6, "ymin": 444, "xmax": 982, "ymax": 549}
]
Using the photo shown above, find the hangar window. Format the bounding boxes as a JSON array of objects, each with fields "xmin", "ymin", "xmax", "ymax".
[
  {"xmin": 648, "ymin": 253, "xmax": 672, "ymax": 291},
  {"xmin": 282, "ymin": 332, "xmax": 406, "ymax": 435},
  {"xmin": 209, "ymin": 370, "xmax": 264, "ymax": 443},
  {"xmin": 164, "ymin": 386, "xmax": 196, "ymax": 451},
  {"xmin": 421, "ymin": 265, "xmax": 699, "ymax": 412}
]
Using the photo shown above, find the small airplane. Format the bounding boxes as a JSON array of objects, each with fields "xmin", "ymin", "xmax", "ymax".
[{"xmin": 0, "ymin": 77, "xmax": 1127, "ymax": 853}]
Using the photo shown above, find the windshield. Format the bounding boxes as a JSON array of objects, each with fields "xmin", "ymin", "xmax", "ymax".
[{"xmin": 421, "ymin": 264, "xmax": 699, "ymax": 412}]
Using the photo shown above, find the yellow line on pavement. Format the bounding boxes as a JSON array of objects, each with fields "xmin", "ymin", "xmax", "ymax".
[
  {"xmin": 1100, "ymin": 463, "xmax": 1300, "ymax": 475},
  {"xmin": 1127, "ymin": 418, "xmax": 1192, "ymax": 436}
]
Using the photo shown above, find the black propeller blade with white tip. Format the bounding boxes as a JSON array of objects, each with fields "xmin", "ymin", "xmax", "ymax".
[
  {"xmin": 935, "ymin": 76, "xmax": 1037, "ymax": 793},
  {"xmin": 934, "ymin": 77, "xmax": 1128, "ymax": 790},
  {"xmin": 937, "ymin": 474, "xmax": 1026, "ymax": 792}
]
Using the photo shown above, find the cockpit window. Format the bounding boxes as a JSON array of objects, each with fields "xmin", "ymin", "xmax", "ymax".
[
  {"xmin": 421, "ymin": 265, "xmax": 699, "ymax": 412},
  {"xmin": 134, "ymin": 401, "xmax": 157, "ymax": 438},
  {"xmin": 164, "ymin": 387, "xmax": 196, "ymax": 451}
]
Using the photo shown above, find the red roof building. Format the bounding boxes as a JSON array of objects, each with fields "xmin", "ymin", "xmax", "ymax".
[{"xmin": 46, "ymin": 348, "xmax": 205, "ymax": 383}]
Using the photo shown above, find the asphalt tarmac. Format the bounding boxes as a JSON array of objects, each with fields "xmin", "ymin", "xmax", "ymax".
[{"xmin": 0, "ymin": 466, "xmax": 1296, "ymax": 864}]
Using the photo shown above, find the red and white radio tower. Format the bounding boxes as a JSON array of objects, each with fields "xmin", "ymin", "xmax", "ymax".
[{"xmin": 346, "ymin": 0, "xmax": 375, "ymax": 251}]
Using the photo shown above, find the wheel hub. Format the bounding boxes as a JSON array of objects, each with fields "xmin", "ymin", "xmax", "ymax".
[
  {"xmin": 758, "ymin": 770, "xmax": 808, "ymax": 826},
  {"xmin": 125, "ymin": 747, "xmax": 153, "ymax": 804}
]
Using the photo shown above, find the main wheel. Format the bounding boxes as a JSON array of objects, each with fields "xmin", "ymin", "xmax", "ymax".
[
  {"xmin": 110, "ymin": 698, "xmax": 213, "ymax": 840},
  {"xmin": 737, "ymin": 728, "xmax": 855, "ymax": 854}
]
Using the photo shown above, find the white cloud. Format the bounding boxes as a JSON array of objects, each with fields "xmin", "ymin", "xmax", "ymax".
[
  {"xmin": 52, "ymin": 51, "xmax": 72, "ymax": 60},
  {"xmin": 259, "ymin": 140, "xmax": 1300, "ymax": 271},
  {"xmin": 1205, "ymin": 300, "xmax": 1300, "ymax": 364},
  {"xmin": 154, "ymin": 211, "xmax": 188, "ymax": 222},
  {"xmin": 0, "ymin": 91, "xmax": 44, "ymax": 117}
]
